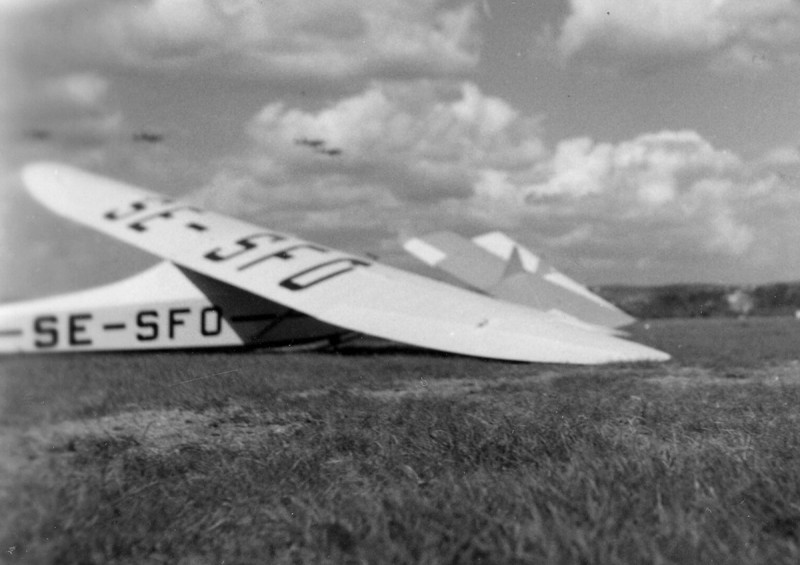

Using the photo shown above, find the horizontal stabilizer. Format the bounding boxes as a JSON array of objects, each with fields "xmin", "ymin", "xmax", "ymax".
[
  {"xmin": 405, "ymin": 230, "xmax": 636, "ymax": 329},
  {"xmin": 403, "ymin": 231, "xmax": 507, "ymax": 291}
]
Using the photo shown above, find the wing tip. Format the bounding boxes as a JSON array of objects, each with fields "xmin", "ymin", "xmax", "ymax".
[
  {"xmin": 21, "ymin": 160, "xmax": 65, "ymax": 179},
  {"xmin": 21, "ymin": 161, "xmax": 72, "ymax": 202},
  {"xmin": 620, "ymin": 343, "xmax": 671, "ymax": 363}
]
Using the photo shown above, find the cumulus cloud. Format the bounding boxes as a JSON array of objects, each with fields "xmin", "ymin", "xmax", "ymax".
[
  {"xmin": 4, "ymin": 71, "xmax": 122, "ymax": 152},
  {"xmin": 192, "ymin": 81, "xmax": 800, "ymax": 282},
  {"xmin": 46, "ymin": 73, "xmax": 109, "ymax": 107},
  {"xmin": 468, "ymin": 131, "xmax": 761, "ymax": 260},
  {"xmin": 759, "ymin": 145, "xmax": 800, "ymax": 166},
  {"xmin": 196, "ymin": 82, "xmax": 543, "ymax": 221},
  {"xmin": 555, "ymin": 0, "xmax": 800, "ymax": 72},
  {"xmin": 5, "ymin": 0, "xmax": 480, "ymax": 81},
  {"xmin": 524, "ymin": 130, "xmax": 740, "ymax": 204}
]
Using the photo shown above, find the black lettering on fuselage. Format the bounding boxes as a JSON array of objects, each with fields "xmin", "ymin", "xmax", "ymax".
[
  {"xmin": 134, "ymin": 307, "xmax": 225, "ymax": 341},
  {"xmin": 168, "ymin": 308, "xmax": 190, "ymax": 339},
  {"xmin": 200, "ymin": 307, "xmax": 223, "ymax": 336},
  {"xmin": 136, "ymin": 310, "xmax": 159, "ymax": 341},
  {"xmin": 280, "ymin": 258, "xmax": 370, "ymax": 291},
  {"xmin": 33, "ymin": 315, "xmax": 58, "ymax": 348},
  {"xmin": 204, "ymin": 233, "xmax": 287, "ymax": 262},
  {"xmin": 68, "ymin": 313, "xmax": 93, "ymax": 346}
]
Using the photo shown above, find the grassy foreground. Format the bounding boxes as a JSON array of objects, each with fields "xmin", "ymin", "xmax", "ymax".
[{"xmin": 2, "ymin": 318, "xmax": 800, "ymax": 564}]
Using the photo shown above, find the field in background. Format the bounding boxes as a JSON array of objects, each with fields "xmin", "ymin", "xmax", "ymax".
[
  {"xmin": 598, "ymin": 282, "xmax": 800, "ymax": 319},
  {"xmin": 2, "ymin": 317, "xmax": 800, "ymax": 564}
]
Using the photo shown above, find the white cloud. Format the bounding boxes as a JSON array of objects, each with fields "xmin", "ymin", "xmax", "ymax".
[
  {"xmin": 759, "ymin": 145, "xmax": 800, "ymax": 165},
  {"xmin": 0, "ymin": 0, "xmax": 59, "ymax": 16},
  {"xmin": 45, "ymin": 73, "xmax": 109, "ymax": 108},
  {"xmin": 5, "ymin": 72, "xmax": 122, "ymax": 149},
  {"xmin": 248, "ymin": 81, "xmax": 539, "ymax": 165},
  {"xmin": 707, "ymin": 206, "xmax": 754, "ymax": 255},
  {"xmin": 120, "ymin": 0, "xmax": 225, "ymax": 60},
  {"xmin": 471, "ymin": 131, "xmax": 757, "ymax": 260},
  {"xmin": 556, "ymin": 0, "xmax": 800, "ymax": 72},
  {"xmin": 523, "ymin": 130, "xmax": 740, "ymax": 204},
  {"xmin": 199, "ymin": 82, "xmax": 544, "ymax": 217},
  {"xmin": 191, "ymin": 81, "xmax": 800, "ymax": 282},
  {"xmin": 7, "ymin": 0, "xmax": 480, "ymax": 81}
]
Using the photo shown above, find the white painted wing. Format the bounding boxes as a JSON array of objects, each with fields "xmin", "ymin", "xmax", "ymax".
[
  {"xmin": 21, "ymin": 162, "xmax": 668, "ymax": 363},
  {"xmin": 0, "ymin": 262, "xmax": 349, "ymax": 353}
]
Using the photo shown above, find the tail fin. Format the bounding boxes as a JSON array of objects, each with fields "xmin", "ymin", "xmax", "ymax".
[{"xmin": 501, "ymin": 246, "xmax": 527, "ymax": 279}]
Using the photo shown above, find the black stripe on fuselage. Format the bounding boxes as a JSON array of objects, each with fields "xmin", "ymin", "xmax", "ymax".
[
  {"xmin": 230, "ymin": 313, "xmax": 281, "ymax": 323},
  {"xmin": 230, "ymin": 311, "xmax": 308, "ymax": 323}
]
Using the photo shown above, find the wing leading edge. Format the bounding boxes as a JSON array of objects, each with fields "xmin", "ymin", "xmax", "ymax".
[{"xmin": 19, "ymin": 162, "xmax": 668, "ymax": 364}]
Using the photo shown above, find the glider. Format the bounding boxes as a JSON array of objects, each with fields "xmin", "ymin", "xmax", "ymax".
[
  {"xmin": 0, "ymin": 261, "xmax": 351, "ymax": 353},
  {"xmin": 0, "ymin": 162, "xmax": 669, "ymax": 364},
  {"xmin": 404, "ymin": 231, "xmax": 635, "ymax": 329}
]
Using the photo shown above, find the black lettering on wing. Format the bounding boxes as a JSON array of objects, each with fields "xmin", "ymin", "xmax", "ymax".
[
  {"xmin": 204, "ymin": 232, "xmax": 287, "ymax": 262},
  {"xmin": 187, "ymin": 222, "xmax": 208, "ymax": 232},
  {"xmin": 280, "ymin": 258, "xmax": 370, "ymax": 291},
  {"xmin": 129, "ymin": 206, "xmax": 203, "ymax": 232},
  {"xmin": 237, "ymin": 244, "xmax": 327, "ymax": 272},
  {"xmin": 105, "ymin": 197, "xmax": 173, "ymax": 221}
]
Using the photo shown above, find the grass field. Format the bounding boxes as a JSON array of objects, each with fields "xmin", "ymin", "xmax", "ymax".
[{"xmin": 2, "ymin": 317, "xmax": 800, "ymax": 564}]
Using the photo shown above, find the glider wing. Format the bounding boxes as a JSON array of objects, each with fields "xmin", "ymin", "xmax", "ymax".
[{"xmin": 19, "ymin": 162, "xmax": 667, "ymax": 363}]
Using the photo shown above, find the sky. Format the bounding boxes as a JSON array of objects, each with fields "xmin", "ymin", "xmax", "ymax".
[{"xmin": 3, "ymin": 0, "xmax": 800, "ymax": 300}]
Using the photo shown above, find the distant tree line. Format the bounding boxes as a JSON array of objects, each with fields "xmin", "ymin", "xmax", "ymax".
[
  {"xmin": 596, "ymin": 282, "xmax": 800, "ymax": 319},
  {"xmin": 5, "ymin": 281, "xmax": 800, "ymax": 320}
]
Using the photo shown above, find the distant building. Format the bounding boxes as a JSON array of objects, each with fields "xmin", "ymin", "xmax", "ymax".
[{"xmin": 726, "ymin": 288, "xmax": 754, "ymax": 318}]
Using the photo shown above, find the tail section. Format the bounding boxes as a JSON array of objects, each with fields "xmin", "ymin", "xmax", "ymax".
[{"xmin": 403, "ymin": 230, "xmax": 636, "ymax": 329}]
